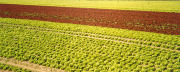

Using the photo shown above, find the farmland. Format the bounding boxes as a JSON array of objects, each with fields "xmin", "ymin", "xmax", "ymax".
[
  {"xmin": 0, "ymin": 0, "xmax": 180, "ymax": 13},
  {"xmin": 0, "ymin": 0, "xmax": 180, "ymax": 72},
  {"xmin": 0, "ymin": 18, "xmax": 179, "ymax": 72},
  {"xmin": 0, "ymin": 62, "xmax": 31, "ymax": 72},
  {"xmin": 0, "ymin": 4, "xmax": 179, "ymax": 35}
]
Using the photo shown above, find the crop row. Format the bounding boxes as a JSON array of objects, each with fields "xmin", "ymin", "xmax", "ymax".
[
  {"xmin": 0, "ymin": 23, "xmax": 179, "ymax": 72},
  {"xmin": 0, "ymin": 63, "xmax": 31, "ymax": 72},
  {"xmin": 1, "ymin": 23, "xmax": 179, "ymax": 51},
  {"xmin": 0, "ymin": 18, "xmax": 178, "ymax": 47}
]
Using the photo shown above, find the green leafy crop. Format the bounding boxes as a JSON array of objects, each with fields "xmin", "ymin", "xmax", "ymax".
[
  {"xmin": 0, "ymin": 18, "xmax": 179, "ymax": 72},
  {"xmin": 0, "ymin": 63, "xmax": 31, "ymax": 72}
]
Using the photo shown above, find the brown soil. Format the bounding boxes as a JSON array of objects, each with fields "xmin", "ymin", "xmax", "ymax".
[
  {"xmin": 0, "ymin": 70, "xmax": 12, "ymax": 72},
  {"xmin": 0, "ymin": 4, "xmax": 179, "ymax": 35}
]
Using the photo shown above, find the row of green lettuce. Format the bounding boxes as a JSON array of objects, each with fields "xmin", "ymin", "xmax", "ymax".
[
  {"xmin": 1, "ymin": 23, "xmax": 179, "ymax": 50},
  {"xmin": 0, "ymin": 63, "xmax": 31, "ymax": 72},
  {"xmin": 0, "ymin": 18, "xmax": 179, "ymax": 72},
  {"xmin": 0, "ymin": 18, "xmax": 179, "ymax": 47}
]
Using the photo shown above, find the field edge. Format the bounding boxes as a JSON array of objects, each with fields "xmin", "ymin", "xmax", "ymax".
[{"xmin": 0, "ymin": 1, "xmax": 180, "ymax": 13}]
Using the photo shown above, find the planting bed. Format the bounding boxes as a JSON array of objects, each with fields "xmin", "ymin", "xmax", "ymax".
[
  {"xmin": 0, "ymin": 63, "xmax": 31, "ymax": 72},
  {"xmin": 0, "ymin": 4, "xmax": 179, "ymax": 35},
  {"xmin": 0, "ymin": 18, "xmax": 179, "ymax": 72}
]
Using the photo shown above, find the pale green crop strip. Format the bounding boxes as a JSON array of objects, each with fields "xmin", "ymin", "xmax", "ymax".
[
  {"xmin": 0, "ymin": 18, "xmax": 179, "ymax": 46},
  {"xmin": 1, "ymin": 23, "xmax": 179, "ymax": 51},
  {"xmin": 0, "ymin": 0, "xmax": 180, "ymax": 13},
  {"xmin": 0, "ymin": 21, "xmax": 179, "ymax": 71}
]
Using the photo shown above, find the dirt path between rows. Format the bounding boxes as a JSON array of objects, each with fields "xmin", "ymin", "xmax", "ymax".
[
  {"xmin": 0, "ymin": 4, "xmax": 179, "ymax": 35},
  {"xmin": 0, "ymin": 57, "xmax": 66, "ymax": 72},
  {"xmin": 0, "ymin": 70, "xmax": 12, "ymax": 72}
]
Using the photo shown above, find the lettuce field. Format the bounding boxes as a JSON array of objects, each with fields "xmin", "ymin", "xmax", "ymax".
[{"xmin": 0, "ymin": 0, "xmax": 180, "ymax": 72}]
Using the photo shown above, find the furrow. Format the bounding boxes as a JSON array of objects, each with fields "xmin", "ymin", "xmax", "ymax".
[{"xmin": 0, "ymin": 57, "xmax": 65, "ymax": 72}]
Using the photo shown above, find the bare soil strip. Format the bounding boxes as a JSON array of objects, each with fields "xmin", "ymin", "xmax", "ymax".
[
  {"xmin": 0, "ymin": 70, "xmax": 12, "ymax": 72},
  {"xmin": 0, "ymin": 57, "xmax": 66, "ymax": 72},
  {"xmin": 0, "ymin": 4, "xmax": 179, "ymax": 35},
  {"xmin": 1, "ymin": 23, "xmax": 179, "ymax": 52}
]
